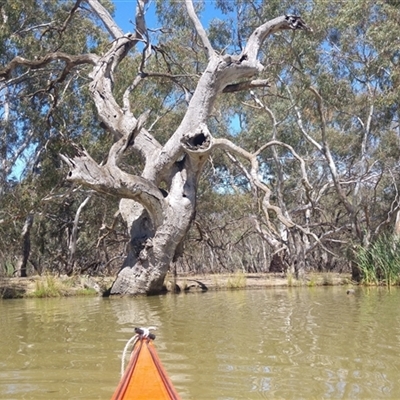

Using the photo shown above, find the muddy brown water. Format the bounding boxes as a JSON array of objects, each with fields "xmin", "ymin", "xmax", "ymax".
[{"xmin": 1, "ymin": 287, "xmax": 400, "ymax": 399}]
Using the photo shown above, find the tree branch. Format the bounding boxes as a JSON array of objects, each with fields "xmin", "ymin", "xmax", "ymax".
[
  {"xmin": 185, "ymin": 0, "xmax": 215, "ymax": 57},
  {"xmin": 244, "ymin": 15, "xmax": 311, "ymax": 62},
  {"xmin": 85, "ymin": 0, "xmax": 124, "ymax": 38},
  {"xmin": 59, "ymin": 0, "xmax": 83, "ymax": 34},
  {"xmin": 68, "ymin": 194, "xmax": 92, "ymax": 271},
  {"xmin": 222, "ymin": 79, "xmax": 270, "ymax": 93},
  {"xmin": 88, "ymin": 34, "xmax": 142, "ymax": 139},
  {"xmin": 60, "ymin": 147, "xmax": 165, "ymax": 227},
  {"xmin": 84, "ymin": 1, "xmax": 163, "ymax": 166},
  {"xmin": 0, "ymin": 53, "xmax": 98, "ymax": 81},
  {"xmin": 213, "ymin": 137, "xmax": 295, "ymax": 229},
  {"xmin": 106, "ymin": 110, "xmax": 151, "ymax": 167},
  {"xmin": 307, "ymin": 86, "xmax": 354, "ymax": 216},
  {"xmin": 152, "ymin": 14, "xmax": 310, "ymax": 178}
]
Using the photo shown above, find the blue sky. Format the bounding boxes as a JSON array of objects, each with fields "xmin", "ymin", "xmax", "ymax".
[
  {"xmin": 112, "ymin": 0, "xmax": 224, "ymax": 33},
  {"xmin": 113, "ymin": 0, "xmax": 146, "ymax": 32}
]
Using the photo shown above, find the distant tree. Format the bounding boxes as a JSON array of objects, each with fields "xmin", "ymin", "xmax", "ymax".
[
  {"xmin": 206, "ymin": 0, "xmax": 400, "ymax": 279},
  {"xmin": 0, "ymin": 0, "xmax": 120, "ymax": 277}
]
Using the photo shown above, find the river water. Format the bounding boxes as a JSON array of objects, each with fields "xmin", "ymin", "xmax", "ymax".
[{"xmin": 1, "ymin": 286, "xmax": 400, "ymax": 399}]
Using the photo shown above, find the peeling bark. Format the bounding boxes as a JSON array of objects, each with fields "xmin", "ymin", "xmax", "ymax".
[
  {"xmin": 67, "ymin": 195, "xmax": 91, "ymax": 275},
  {"xmin": 16, "ymin": 214, "xmax": 34, "ymax": 278}
]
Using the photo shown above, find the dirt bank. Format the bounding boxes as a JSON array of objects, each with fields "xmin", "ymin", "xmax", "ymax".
[
  {"xmin": 0, "ymin": 272, "xmax": 353, "ymax": 299},
  {"xmin": 167, "ymin": 271, "xmax": 352, "ymax": 293}
]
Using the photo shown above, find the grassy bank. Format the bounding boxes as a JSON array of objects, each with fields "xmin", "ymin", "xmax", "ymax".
[
  {"xmin": 0, "ymin": 272, "xmax": 354, "ymax": 299},
  {"xmin": 0, "ymin": 275, "xmax": 114, "ymax": 299}
]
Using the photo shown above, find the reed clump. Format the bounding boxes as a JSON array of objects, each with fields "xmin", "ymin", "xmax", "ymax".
[
  {"xmin": 30, "ymin": 275, "xmax": 62, "ymax": 298},
  {"xmin": 355, "ymin": 234, "xmax": 400, "ymax": 286},
  {"xmin": 226, "ymin": 270, "xmax": 247, "ymax": 289}
]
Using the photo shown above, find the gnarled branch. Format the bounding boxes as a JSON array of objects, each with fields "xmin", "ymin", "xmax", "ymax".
[
  {"xmin": 0, "ymin": 53, "xmax": 98, "ymax": 81},
  {"xmin": 244, "ymin": 15, "xmax": 312, "ymax": 61},
  {"xmin": 60, "ymin": 147, "xmax": 165, "ymax": 227}
]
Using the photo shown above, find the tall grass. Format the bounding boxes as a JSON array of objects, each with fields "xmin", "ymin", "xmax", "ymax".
[
  {"xmin": 227, "ymin": 270, "xmax": 247, "ymax": 289},
  {"xmin": 355, "ymin": 234, "xmax": 400, "ymax": 286},
  {"xmin": 30, "ymin": 275, "xmax": 62, "ymax": 298}
]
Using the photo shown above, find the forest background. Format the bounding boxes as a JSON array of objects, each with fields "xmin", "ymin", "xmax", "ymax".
[{"xmin": 1, "ymin": 0, "xmax": 400, "ymax": 290}]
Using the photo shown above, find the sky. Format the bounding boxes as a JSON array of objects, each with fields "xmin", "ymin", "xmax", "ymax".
[
  {"xmin": 113, "ymin": 0, "xmax": 144, "ymax": 32},
  {"xmin": 112, "ymin": 0, "xmax": 224, "ymax": 33}
]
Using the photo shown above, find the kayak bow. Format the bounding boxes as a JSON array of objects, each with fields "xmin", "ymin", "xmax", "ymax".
[{"xmin": 111, "ymin": 328, "xmax": 181, "ymax": 400}]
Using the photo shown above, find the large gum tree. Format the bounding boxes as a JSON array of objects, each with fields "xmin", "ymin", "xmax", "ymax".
[{"xmin": 1, "ymin": 0, "xmax": 310, "ymax": 294}]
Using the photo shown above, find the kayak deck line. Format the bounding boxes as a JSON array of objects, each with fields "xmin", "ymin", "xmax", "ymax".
[{"xmin": 111, "ymin": 328, "xmax": 181, "ymax": 400}]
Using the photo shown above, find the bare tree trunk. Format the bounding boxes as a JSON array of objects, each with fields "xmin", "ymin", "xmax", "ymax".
[
  {"xmin": 67, "ymin": 195, "xmax": 91, "ymax": 275},
  {"xmin": 16, "ymin": 213, "xmax": 34, "ymax": 277},
  {"xmin": 394, "ymin": 210, "xmax": 400, "ymax": 237},
  {"xmin": 291, "ymin": 228, "xmax": 306, "ymax": 279}
]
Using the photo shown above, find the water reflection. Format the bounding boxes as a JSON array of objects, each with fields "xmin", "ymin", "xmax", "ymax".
[{"xmin": 1, "ymin": 287, "xmax": 400, "ymax": 399}]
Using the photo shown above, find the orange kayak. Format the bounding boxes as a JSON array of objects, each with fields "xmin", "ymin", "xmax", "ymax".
[{"xmin": 111, "ymin": 331, "xmax": 180, "ymax": 400}]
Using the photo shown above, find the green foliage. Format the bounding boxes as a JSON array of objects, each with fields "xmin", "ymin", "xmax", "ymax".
[
  {"xmin": 30, "ymin": 275, "xmax": 62, "ymax": 298},
  {"xmin": 355, "ymin": 235, "xmax": 400, "ymax": 286},
  {"xmin": 0, "ymin": 260, "xmax": 15, "ymax": 277}
]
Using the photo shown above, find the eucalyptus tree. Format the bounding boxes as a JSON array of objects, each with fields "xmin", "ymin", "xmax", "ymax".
[
  {"xmin": 231, "ymin": 0, "xmax": 400, "ymax": 277},
  {"xmin": 1, "ymin": 0, "xmax": 311, "ymax": 293},
  {"xmin": 0, "ymin": 0, "xmax": 116, "ymax": 276}
]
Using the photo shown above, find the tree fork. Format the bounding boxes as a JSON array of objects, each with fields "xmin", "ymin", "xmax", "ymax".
[{"xmin": 58, "ymin": 0, "xmax": 310, "ymax": 294}]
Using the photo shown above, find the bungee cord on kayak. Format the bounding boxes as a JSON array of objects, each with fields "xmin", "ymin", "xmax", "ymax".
[
  {"xmin": 112, "ymin": 327, "xmax": 181, "ymax": 400},
  {"xmin": 120, "ymin": 327, "xmax": 156, "ymax": 377}
]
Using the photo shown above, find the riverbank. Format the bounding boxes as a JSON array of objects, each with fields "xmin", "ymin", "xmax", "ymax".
[
  {"xmin": 168, "ymin": 271, "xmax": 352, "ymax": 292},
  {"xmin": 0, "ymin": 275, "xmax": 115, "ymax": 299},
  {"xmin": 0, "ymin": 272, "xmax": 353, "ymax": 299}
]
